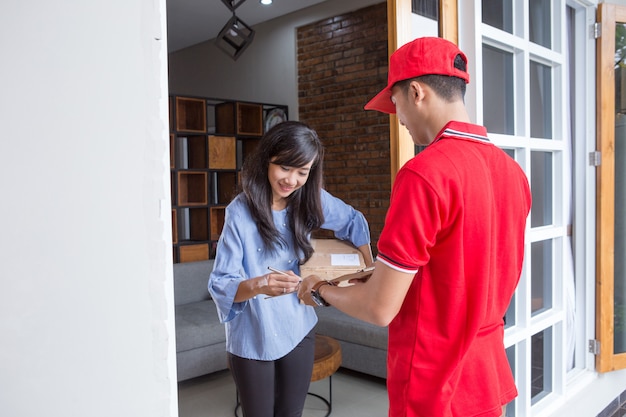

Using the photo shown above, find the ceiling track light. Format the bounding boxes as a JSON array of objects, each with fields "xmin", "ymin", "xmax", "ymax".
[
  {"xmin": 220, "ymin": 0, "xmax": 247, "ymax": 12},
  {"xmin": 215, "ymin": 14, "xmax": 255, "ymax": 60},
  {"xmin": 216, "ymin": 0, "xmax": 258, "ymax": 60},
  {"xmin": 260, "ymin": 0, "xmax": 272, "ymax": 5}
]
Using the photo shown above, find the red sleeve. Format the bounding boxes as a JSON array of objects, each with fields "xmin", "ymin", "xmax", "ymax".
[{"xmin": 377, "ymin": 164, "xmax": 455, "ymax": 272}]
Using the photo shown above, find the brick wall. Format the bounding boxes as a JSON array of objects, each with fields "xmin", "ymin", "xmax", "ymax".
[{"xmin": 297, "ymin": 2, "xmax": 390, "ymax": 253}]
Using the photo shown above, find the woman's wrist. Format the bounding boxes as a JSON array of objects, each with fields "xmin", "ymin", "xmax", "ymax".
[
  {"xmin": 258, "ymin": 274, "xmax": 269, "ymax": 295},
  {"xmin": 311, "ymin": 280, "xmax": 336, "ymax": 307}
]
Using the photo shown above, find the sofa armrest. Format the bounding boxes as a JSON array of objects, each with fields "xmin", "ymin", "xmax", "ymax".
[{"xmin": 173, "ymin": 260, "xmax": 214, "ymax": 305}]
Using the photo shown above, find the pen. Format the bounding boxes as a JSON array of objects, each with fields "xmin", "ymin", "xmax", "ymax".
[
  {"xmin": 267, "ymin": 266, "xmax": 289, "ymax": 275},
  {"xmin": 268, "ymin": 266, "xmax": 302, "ymax": 283},
  {"xmin": 264, "ymin": 266, "xmax": 301, "ymax": 299}
]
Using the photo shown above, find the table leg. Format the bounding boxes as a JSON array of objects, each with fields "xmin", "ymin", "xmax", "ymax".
[{"xmin": 306, "ymin": 375, "xmax": 333, "ymax": 417}]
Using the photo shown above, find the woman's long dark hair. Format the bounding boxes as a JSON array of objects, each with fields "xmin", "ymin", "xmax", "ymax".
[{"xmin": 241, "ymin": 121, "xmax": 325, "ymax": 263}]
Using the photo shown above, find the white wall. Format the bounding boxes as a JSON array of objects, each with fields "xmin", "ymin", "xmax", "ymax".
[
  {"xmin": 0, "ymin": 1, "xmax": 177, "ymax": 416},
  {"xmin": 168, "ymin": 0, "xmax": 384, "ymax": 119}
]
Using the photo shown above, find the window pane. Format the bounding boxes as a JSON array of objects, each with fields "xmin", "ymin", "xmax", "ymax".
[
  {"xmin": 529, "ymin": 0, "xmax": 551, "ymax": 48},
  {"xmin": 502, "ymin": 147, "xmax": 517, "ymax": 328},
  {"xmin": 412, "ymin": 0, "xmax": 438, "ymax": 21},
  {"xmin": 505, "ymin": 293, "xmax": 516, "ymax": 328},
  {"xmin": 614, "ymin": 26, "xmax": 626, "ymax": 354},
  {"xmin": 482, "ymin": 0, "xmax": 513, "ymax": 33},
  {"xmin": 502, "ymin": 148, "xmax": 515, "ymax": 159},
  {"xmin": 506, "ymin": 345, "xmax": 517, "ymax": 417},
  {"xmin": 530, "ymin": 151, "xmax": 553, "ymax": 227},
  {"xmin": 531, "ymin": 328, "xmax": 553, "ymax": 403},
  {"xmin": 530, "ymin": 61, "xmax": 553, "ymax": 139},
  {"xmin": 531, "ymin": 240, "xmax": 553, "ymax": 315},
  {"xmin": 483, "ymin": 45, "xmax": 514, "ymax": 134}
]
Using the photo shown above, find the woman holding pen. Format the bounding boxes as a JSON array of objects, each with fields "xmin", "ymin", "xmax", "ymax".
[{"xmin": 208, "ymin": 121, "xmax": 373, "ymax": 417}]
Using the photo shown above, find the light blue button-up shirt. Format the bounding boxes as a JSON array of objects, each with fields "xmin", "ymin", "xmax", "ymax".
[{"xmin": 208, "ymin": 189, "xmax": 370, "ymax": 360}]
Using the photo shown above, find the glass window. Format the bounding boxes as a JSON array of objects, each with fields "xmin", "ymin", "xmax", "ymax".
[
  {"xmin": 475, "ymin": 0, "xmax": 573, "ymax": 411},
  {"xmin": 531, "ymin": 328, "xmax": 553, "ymax": 403},
  {"xmin": 595, "ymin": 3, "xmax": 626, "ymax": 372},
  {"xmin": 502, "ymin": 148, "xmax": 516, "ymax": 159},
  {"xmin": 531, "ymin": 239, "xmax": 553, "ymax": 315},
  {"xmin": 529, "ymin": 0, "xmax": 551, "ymax": 48},
  {"xmin": 482, "ymin": 0, "xmax": 513, "ymax": 33},
  {"xmin": 506, "ymin": 345, "xmax": 517, "ymax": 416},
  {"xmin": 412, "ymin": 0, "xmax": 438, "ymax": 21},
  {"xmin": 530, "ymin": 151, "xmax": 553, "ymax": 227},
  {"xmin": 505, "ymin": 294, "xmax": 516, "ymax": 328},
  {"xmin": 502, "ymin": 148, "xmax": 518, "ymax": 328},
  {"xmin": 530, "ymin": 61, "xmax": 553, "ymax": 139},
  {"xmin": 614, "ymin": 25, "xmax": 626, "ymax": 355},
  {"xmin": 482, "ymin": 45, "xmax": 514, "ymax": 135}
]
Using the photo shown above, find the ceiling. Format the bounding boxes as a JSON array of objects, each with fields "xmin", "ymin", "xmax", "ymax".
[{"xmin": 166, "ymin": 0, "xmax": 329, "ymax": 52}]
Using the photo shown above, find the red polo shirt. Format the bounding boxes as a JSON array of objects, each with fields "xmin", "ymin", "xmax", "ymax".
[{"xmin": 377, "ymin": 121, "xmax": 531, "ymax": 417}]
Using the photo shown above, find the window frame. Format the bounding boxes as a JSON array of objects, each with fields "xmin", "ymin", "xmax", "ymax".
[
  {"xmin": 386, "ymin": 0, "xmax": 626, "ymax": 413},
  {"xmin": 595, "ymin": 2, "xmax": 626, "ymax": 373},
  {"xmin": 387, "ymin": 0, "xmax": 457, "ymax": 183}
]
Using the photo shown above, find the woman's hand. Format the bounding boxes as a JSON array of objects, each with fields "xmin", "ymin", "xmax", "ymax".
[
  {"xmin": 297, "ymin": 274, "xmax": 324, "ymax": 306},
  {"xmin": 260, "ymin": 270, "xmax": 302, "ymax": 297}
]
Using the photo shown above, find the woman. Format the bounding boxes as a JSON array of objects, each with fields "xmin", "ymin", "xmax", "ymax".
[{"xmin": 208, "ymin": 121, "xmax": 373, "ymax": 417}]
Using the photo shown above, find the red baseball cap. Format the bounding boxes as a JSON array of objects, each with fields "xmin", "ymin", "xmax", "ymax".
[{"xmin": 364, "ymin": 37, "xmax": 469, "ymax": 114}]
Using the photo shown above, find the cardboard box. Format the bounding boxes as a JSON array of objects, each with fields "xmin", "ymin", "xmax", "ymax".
[{"xmin": 300, "ymin": 238, "xmax": 366, "ymax": 281}]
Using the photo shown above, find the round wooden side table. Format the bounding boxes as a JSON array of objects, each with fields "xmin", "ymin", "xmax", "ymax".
[
  {"xmin": 309, "ymin": 334, "xmax": 342, "ymax": 416},
  {"xmin": 233, "ymin": 334, "xmax": 342, "ymax": 417}
]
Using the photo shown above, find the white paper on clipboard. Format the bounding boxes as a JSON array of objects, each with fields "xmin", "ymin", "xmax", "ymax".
[{"xmin": 330, "ymin": 253, "xmax": 361, "ymax": 266}]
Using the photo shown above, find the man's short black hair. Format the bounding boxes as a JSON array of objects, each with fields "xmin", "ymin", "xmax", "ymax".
[{"xmin": 396, "ymin": 54, "xmax": 467, "ymax": 102}]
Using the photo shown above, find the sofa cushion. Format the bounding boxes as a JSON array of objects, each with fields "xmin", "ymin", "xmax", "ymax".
[
  {"xmin": 175, "ymin": 300, "xmax": 225, "ymax": 352},
  {"xmin": 315, "ymin": 306, "xmax": 388, "ymax": 350}
]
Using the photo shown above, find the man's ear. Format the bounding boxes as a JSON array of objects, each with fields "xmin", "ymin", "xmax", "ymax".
[{"xmin": 409, "ymin": 80, "xmax": 424, "ymax": 104}]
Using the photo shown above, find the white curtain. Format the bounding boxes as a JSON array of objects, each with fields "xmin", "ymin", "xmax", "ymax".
[{"xmin": 564, "ymin": 8, "xmax": 576, "ymax": 372}]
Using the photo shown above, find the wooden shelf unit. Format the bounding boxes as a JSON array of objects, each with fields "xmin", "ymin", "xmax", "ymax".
[
  {"xmin": 172, "ymin": 209, "xmax": 178, "ymax": 244},
  {"xmin": 208, "ymin": 135, "xmax": 236, "ymax": 169},
  {"xmin": 175, "ymin": 97, "xmax": 206, "ymax": 132},
  {"xmin": 169, "ymin": 95, "xmax": 288, "ymax": 263},
  {"xmin": 179, "ymin": 243, "xmax": 210, "ymax": 263},
  {"xmin": 210, "ymin": 207, "xmax": 226, "ymax": 241},
  {"xmin": 177, "ymin": 171, "xmax": 208, "ymax": 206},
  {"xmin": 215, "ymin": 101, "xmax": 264, "ymax": 136}
]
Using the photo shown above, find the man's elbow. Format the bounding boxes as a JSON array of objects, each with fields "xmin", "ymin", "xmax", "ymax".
[{"xmin": 367, "ymin": 305, "xmax": 398, "ymax": 327}]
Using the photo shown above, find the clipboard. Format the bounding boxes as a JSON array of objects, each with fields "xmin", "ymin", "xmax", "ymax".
[{"xmin": 329, "ymin": 266, "xmax": 375, "ymax": 285}]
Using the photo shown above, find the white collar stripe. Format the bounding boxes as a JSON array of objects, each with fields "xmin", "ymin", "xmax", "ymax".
[{"xmin": 442, "ymin": 128, "xmax": 490, "ymax": 143}]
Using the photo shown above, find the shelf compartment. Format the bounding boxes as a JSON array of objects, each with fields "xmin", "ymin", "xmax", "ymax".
[
  {"xmin": 171, "ymin": 171, "xmax": 176, "ymax": 205},
  {"xmin": 169, "ymin": 97, "xmax": 175, "ymax": 132},
  {"xmin": 176, "ymin": 135, "xmax": 208, "ymax": 169},
  {"xmin": 211, "ymin": 171, "xmax": 238, "ymax": 205},
  {"xmin": 210, "ymin": 206, "xmax": 227, "ymax": 240},
  {"xmin": 179, "ymin": 243, "xmax": 209, "ymax": 263},
  {"xmin": 172, "ymin": 209, "xmax": 178, "ymax": 244},
  {"xmin": 169, "ymin": 134, "xmax": 175, "ymax": 169},
  {"xmin": 239, "ymin": 138, "xmax": 260, "ymax": 168},
  {"xmin": 176, "ymin": 97, "xmax": 206, "ymax": 132},
  {"xmin": 177, "ymin": 172, "xmax": 208, "ymax": 206},
  {"xmin": 178, "ymin": 207, "xmax": 209, "ymax": 241},
  {"xmin": 208, "ymin": 135, "xmax": 236, "ymax": 169},
  {"xmin": 215, "ymin": 102, "xmax": 263, "ymax": 136}
]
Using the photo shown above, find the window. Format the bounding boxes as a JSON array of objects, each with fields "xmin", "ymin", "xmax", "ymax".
[
  {"xmin": 596, "ymin": 2, "xmax": 626, "ymax": 372},
  {"xmin": 477, "ymin": 1, "xmax": 570, "ymax": 415},
  {"xmin": 388, "ymin": 0, "xmax": 614, "ymax": 415}
]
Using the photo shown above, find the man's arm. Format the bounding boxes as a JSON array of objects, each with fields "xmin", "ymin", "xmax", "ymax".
[{"xmin": 298, "ymin": 261, "xmax": 414, "ymax": 326}]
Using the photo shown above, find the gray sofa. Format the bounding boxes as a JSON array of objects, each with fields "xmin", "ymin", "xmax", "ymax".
[
  {"xmin": 173, "ymin": 260, "xmax": 388, "ymax": 382},
  {"xmin": 174, "ymin": 260, "xmax": 227, "ymax": 381},
  {"xmin": 314, "ymin": 306, "xmax": 387, "ymax": 378}
]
